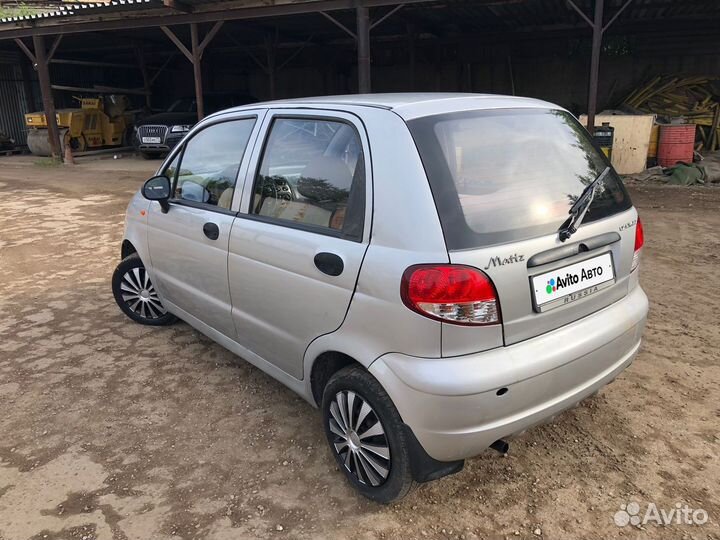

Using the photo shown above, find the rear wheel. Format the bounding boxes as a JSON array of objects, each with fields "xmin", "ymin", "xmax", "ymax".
[
  {"xmin": 322, "ymin": 366, "xmax": 414, "ymax": 503},
  {"xmin": 112, "ymin": 254, "xmax": 177, "ymax": 326}
]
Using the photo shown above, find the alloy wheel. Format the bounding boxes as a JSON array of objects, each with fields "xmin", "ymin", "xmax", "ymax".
[
  {"xmin": 328, "ymin": 390, "xmax": 391, "ymax": 487},
  {"xmin": 119, "ymin": 267, "xmax": 167, "ymax": 320}
]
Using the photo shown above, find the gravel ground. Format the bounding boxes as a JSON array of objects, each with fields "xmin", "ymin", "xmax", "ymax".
[{"xmin": 0, "ymin": 156, "xmax": 718, "ymax": 540}]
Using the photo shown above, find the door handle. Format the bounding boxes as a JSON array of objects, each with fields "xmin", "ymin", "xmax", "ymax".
[
  {"xmin": 314, "ymin": 252, "xmax": 344, "ymax": 276},
  {"xmin": 203, "ymin": 222, "xmax": 220, "ymax": 240}
]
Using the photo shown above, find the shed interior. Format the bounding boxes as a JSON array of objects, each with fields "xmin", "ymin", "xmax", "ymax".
[{"xmin": 1, "ymin": 0, "xmax": 719, "ymax": 151}]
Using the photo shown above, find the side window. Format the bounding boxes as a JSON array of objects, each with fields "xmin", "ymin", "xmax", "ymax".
[
  {"xmin": 252, "ymin": 118, "xmax": 366, "ymax": 240},
  {"xmin": 163, "ymin": 152, "xmax": 180, "ymax": 183},
  {"xmin": 173, "ymin": 118, "xmax": 256, "ymax": 210}
]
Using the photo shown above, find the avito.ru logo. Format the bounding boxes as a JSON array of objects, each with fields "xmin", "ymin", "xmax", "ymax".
[
  {"xmin": 545, "ymin": 278, "xmax": 556, "ymax": 294},
  {"xmin": 614, "ymin": 501, "xmax": 709, "ymax": 527}
]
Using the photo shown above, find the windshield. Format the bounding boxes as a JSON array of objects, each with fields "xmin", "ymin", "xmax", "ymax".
[{"xmin": 408, "ymin": 108, "xmax": 632, "ymax": 249}]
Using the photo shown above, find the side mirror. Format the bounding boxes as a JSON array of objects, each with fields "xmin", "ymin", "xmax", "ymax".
[{"xmin": 142, "ymin": 175, "xmax": 171, "ymax": 213}]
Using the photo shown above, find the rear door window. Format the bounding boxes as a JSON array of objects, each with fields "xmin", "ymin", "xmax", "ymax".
[{"xmin": 408, "ymin": 109, "xmax": 632, "ymax": 249}]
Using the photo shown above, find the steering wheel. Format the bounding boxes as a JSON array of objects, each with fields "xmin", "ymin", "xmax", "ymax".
[
  {"xmin": 254, "ymin": 175, "xmax": 295, "ymax": 214},
  {"xmin": 275, "ymin": 177, "xmax": 294, "ymax": 201}
]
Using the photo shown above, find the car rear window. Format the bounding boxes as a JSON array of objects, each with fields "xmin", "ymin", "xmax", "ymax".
[{"xmin": 407, "ymin": 108, "xmax": 632, "ymax": 249}]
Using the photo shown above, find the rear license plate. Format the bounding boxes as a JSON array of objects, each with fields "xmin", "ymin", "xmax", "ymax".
[
  {"xmin": 531, "ymin": 252, "xmax": 615, "ymax": 312},
  {"xmin": 142, "ymin": 137, "xmax": 161, "ymax": 144}
]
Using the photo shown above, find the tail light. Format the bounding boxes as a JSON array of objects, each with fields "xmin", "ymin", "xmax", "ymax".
[
  {"xmin": 631, "ymin": 217, "xmax": 644, "ymax": 272},
  {"xmin": 401, "ymin": 265, "xmax": 501, "ymax": 325}
]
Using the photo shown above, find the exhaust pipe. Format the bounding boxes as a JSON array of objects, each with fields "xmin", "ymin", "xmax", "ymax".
[{"xmin": 490, "ymin": 439, "xmax": 509, "ymax": 455}]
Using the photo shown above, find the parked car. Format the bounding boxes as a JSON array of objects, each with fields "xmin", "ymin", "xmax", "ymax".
[
  {"xmin": 113, "ymin": 94, "xmax": 649, "ymax": 503},
  {"xmin": 133, "ymin": 93, "xmax": 256, "ymax": 158}
]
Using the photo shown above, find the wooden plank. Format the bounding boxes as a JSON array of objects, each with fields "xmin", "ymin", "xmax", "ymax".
[
  {"xmin": 198, "ymin": 20, "xmax": 223, "ymax": 54},
  {"xmin": 14, "ymin": 38, "xmax": 35, "ymax": 63},
  {"xmin": 709, "ymin": 105, "xmax": 720, "ymax": 151},
  {"xmin": 580, "ymin": 114, "xmax": 656, "ymax": 174},
  {"xmin": 148, "ymin": 52, "xmax": 177, "ymax": 86},
  {"xmin": 163, "ymin": 0, "xmax": 193, "ymax": 12},
  {"xmin": 51, "ymin": 84, "xmax": 151, "ymax": 95},
  {"xmin": 160, "ymin": 25, "xmax": 193, "ymax": 63},
  {"xmin": 46, "ymin": 34, "xmax": 63, "ymax": 61}
]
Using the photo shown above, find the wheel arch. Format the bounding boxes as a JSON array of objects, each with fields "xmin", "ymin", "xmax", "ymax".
[
  {"xmin": 121, "ymin": 239, "xmax": 138, "ymax": 260},
  {"xmin": 310, "ymin": 351, "xmax": 363, "ymax": 406}
]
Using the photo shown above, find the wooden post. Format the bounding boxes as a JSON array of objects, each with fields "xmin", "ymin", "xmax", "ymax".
[
  {"xmin": 406, "ymin": 23, "xmax": 416, "ymax": 91},
  {"xmin": 356, "ymin": 5, "xmax": 371, "ymax": 93},
  {"xmin": 586, "ymin": 0, "xmax": 604, "ymax": 133},
  {"xmin": 135, "ymin": 47, "xmax": 152, "ymax": 110},
  {"xmin": 32, "ymin": 35, "xmax": 62, "ymax": 160},
  {"xmin": 265, "ymin": 34, "xmax": 276, "ymax": 100},
  {"xmin": 507, "ymin": 52, "xmax": 515, "ymax": 96},
  {"xmin": 190, "ymin": 23, "xmax": 204, "ymax": 121}
]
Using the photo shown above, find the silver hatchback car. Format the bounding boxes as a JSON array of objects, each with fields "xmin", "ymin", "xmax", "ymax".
[{"xmin": 113, "ymin": 94, "xmax": 648, "ymax": 502}]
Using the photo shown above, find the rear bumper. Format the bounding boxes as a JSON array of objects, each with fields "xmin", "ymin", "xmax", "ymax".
[{"xmin": 369, "ymin": 286, "xmax": 649, "ymax": 462}]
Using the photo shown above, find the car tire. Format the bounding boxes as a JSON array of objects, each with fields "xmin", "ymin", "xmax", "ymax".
[
  {"xmin": 322, "ymin": 365, "xmax": 415, "ymax": 503},
  {"xmin": 112, "ymin": 254, "xmax": 178, "ymax": 326}
]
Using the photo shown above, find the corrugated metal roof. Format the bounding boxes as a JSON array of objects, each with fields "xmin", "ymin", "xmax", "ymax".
[
  {"xmin": 1, "ymin": 0, "xmax": 720, "ymax": 32},
  {"xmin": 0, "ymin": 0, "xmax": 159, "ymax": 24}
]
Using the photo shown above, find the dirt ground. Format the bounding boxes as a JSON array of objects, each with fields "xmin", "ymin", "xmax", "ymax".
[{"xmin": 0, "ymin": 155, "xmax": 718, "ymax": 540}]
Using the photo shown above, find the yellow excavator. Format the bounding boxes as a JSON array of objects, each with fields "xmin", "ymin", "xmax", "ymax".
[{"xmin": 25, "ymin": 95, "xmax": 133, "ymax": 156}]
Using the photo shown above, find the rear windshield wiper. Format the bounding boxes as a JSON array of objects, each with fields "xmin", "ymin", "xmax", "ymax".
[{"xmin": 558, "ymin": 166, "xmax": 611, "ymax": 242}]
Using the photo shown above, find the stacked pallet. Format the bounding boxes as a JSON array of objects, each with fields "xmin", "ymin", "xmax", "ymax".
[{"xmin": 623, "ymin": 76, "xmax": 720, "ymax": 152}]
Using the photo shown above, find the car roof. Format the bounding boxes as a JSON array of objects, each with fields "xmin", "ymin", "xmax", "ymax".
[{"xmin": 220, "ymin": 93, "xmax": 562, "ymax": 121}]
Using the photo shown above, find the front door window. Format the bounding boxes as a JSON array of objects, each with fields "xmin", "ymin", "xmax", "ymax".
[{"xmin": 173, "ymin": 119, "xmax": 256, "ymax": 211}]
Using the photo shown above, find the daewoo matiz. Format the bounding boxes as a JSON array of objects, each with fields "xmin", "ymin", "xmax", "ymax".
[{"xmin": 113, "ymin": 94, "xmax": 648, "ymax": 502}]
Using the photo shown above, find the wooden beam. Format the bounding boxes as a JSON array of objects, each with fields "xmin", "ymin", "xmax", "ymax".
[
  {"xmin": 160, "ymin": 25, "xmax": 193, "ymax": 63},
  {"xmin": 603, "ymin": 0, "xmax": 634, "ymax": 33},
  {"xmin": 406, "ymin": 23, "xmax": 416, "ymax": 90},
  {"xmin": 14, "ymin": 38, "xmax": 35, "ymax": 63},
  {"xmin": 370, "ymin": 3, "xmax": 404, "ymax": 30},
  {"xmin": 135, "ymin": 46, "xmax": 152, "ymax": 108},
  {"xmin": 226, "ymin": 31, "xmax": 268, "ymax": 73},
  {"xmin": 51, "ymin": 84, "xmax": 151, "ymax": 96},
  {"xmin": 198, "ymin": 20, "xmax": 224, "ymax": 55},
  {"xmin": 0, "ymin": 0, "xmax": 438, "ymax": 40},
  {"xmin": 320, "ymin": 11, "xmax": 356, "ymax": 39},
  {"xmin": 265, "ymin": 32, "xmax": 276, "ymax": 99},
  {"xmin": 566, "ymin": 0, "xmax": 594, "ymax": 28},
  {"xmin": 277, "ymin": 33, "xmax": 314, "ymax": 70},
  {"xmin": 32, "ymin": 34, "xmax": 62, "ymax": 160},
  {"xmin": 586, "ymin": 0, "xmax": 604, "ymax": 132},
  {"xmin": 19, "ymin": 57, "xmax": 35, "ymax": 112},
  {"xmin": 507, "ymin": 51, "xmax": 515, "ymax": 96},
  {"xmin": 149, "ymin": 52, "xmax": 177, "ymax": 85},
  {"xmin": 46, "ymin": 34, "xmax": 62, "ymax": 61},
  {"xmin": 163, "ymin": 0, "xmax": 193, "ymax": 13},
  {"xmin": 356, "ymin": 5, "xmax": 371, "ymax": 93},
  {"xmin": 190, "ymin": 23, "xmax": 204, "ymax": 120}
]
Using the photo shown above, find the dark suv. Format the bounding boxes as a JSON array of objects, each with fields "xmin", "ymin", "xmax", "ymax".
[{"xmin": 134, "ymin": 94, "xmax": 256, "ymax": 158}]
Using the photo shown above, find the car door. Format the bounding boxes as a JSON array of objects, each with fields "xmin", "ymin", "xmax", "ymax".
[
  {"xmin": 228, "ymin": 110, "xmax": 372, "ymax": 379},
  {"xmin": 147, "ymin": 111, "xmax": 265, "ymax": 337}
]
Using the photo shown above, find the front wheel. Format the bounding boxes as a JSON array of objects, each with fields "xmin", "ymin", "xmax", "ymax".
[
  {"xmin": 322, "ymin": 366, "xmax": 414, "ymax": 503},
  {"xmin": 112, "ymin": 254, "xmax": 177, "ymax": 326}
]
